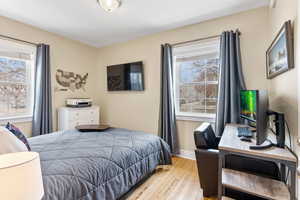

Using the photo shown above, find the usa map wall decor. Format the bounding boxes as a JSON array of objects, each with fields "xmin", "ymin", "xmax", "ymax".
[{"xmin": 56, "ymin": 69, "xmax": 88, "ymax": 92}]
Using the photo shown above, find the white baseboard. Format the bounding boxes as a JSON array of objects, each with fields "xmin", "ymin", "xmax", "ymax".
[{"xmin": 177, "ymin": 149, "xmax": 196, "ymax": 160}]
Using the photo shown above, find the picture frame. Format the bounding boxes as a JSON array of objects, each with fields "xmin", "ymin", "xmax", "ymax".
[{"xmin": 266, "ymin": 20, "xmax": 294, "ymax": 79}]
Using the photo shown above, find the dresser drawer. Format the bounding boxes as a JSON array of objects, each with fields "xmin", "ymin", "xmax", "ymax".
[
  {"xmin": 68, "ymin": 111, "xmax": 80, "ymax": 120},
  {"xmin": 58, "ymin": 106, "xmax": 100, "ymax": 131},
  {"xmin": 68, "ymin": 109, "xmax": 98, "ymax": 120},
  {"xmin": 70, "ymin": 118, "xmax": 99, "ymax": 125},
  {"xmin": 70, "ymin": 120, "xmax": 96, "ymax": 127}
]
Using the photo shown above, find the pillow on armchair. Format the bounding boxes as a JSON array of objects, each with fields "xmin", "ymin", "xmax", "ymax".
[
  {"xmin": 6, "ymin": 123, "xmax": 31, "ymax": 151},
  {"xmin": 0, "ymin": 127, "xmax": 28, "ymax": 154}
]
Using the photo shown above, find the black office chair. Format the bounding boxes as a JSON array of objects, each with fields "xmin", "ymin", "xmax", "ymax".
[
  {"xmin": 194, "ymin": 123, "xmax": 280, "ymax": 199},
  {"xmin": 194, "ymin": 123, "xmax": 220, "ymax": 197},
  {"xmin": 194, "ymin": 123, "xmax": 220, "ymax": 149}
]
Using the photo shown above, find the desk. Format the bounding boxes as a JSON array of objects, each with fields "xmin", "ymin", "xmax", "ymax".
[{"xmin": 218, "ymin": 124, "xmax": 297, "ymax": 200}]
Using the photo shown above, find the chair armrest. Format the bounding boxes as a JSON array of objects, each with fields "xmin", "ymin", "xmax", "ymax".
[
  {"xmin": 194, "ymin": 123, "xmax": 219, "ymax": 149},
  {"xmin": 198, "ymin": 148, "xmax": 219, "ymax": 154},
  {"xmin": 194, "ymin": 149, "xmax": 219, "ymax": 197}
]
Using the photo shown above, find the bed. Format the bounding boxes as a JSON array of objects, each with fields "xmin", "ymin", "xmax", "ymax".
[{"xmin": 28, "ymin": 128, "xmax": 172, "ymax": 200}]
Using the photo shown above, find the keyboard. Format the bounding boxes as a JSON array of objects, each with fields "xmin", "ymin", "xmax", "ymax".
[{"xmin": 237, "ymin": 127, "xmax": 253, "ymax": 138}]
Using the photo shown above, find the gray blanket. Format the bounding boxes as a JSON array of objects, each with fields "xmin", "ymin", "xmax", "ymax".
[{"xmin": 29, "ymin": 128, "xmax": 172, "ymax": 200}]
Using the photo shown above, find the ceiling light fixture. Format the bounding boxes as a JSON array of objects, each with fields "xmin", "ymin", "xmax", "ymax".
[{"xmin": 97, "ymin": 0, "xmax": 121, "ymax": 12}]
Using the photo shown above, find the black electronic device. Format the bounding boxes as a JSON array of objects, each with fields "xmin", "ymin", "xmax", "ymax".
[
  {"xmin": 249, "ymin": 140, "xmax": 274, "ymax": 150},
  {"xmin": 267, "ymin": 111, "xmax": 285, "ymax": 148},
  {"xmin": 240, "ymin": 136, "xmax": 252, "ymax": 142},
  {"xmin": 240, "ymin": 90, "xmax": 269, "ymax": 146},
  {"xmin": 248, "ymin": 111, "xmax": 286, "ymax": 150},
  {"xmin": 237, "ymin": 127, "xmax": 253, "ymax": 138},
  {"xmin": 107, "ymin": 61, "xmax": 144, "ymax": 91},
  {"xmin": 240, "ymin": 90, "xmax": 285, "ymax": 150}
]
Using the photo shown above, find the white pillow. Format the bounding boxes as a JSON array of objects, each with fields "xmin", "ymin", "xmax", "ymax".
[{"xmin": 0, "ymin": 126, "xmax": 28, "ymax": 154}]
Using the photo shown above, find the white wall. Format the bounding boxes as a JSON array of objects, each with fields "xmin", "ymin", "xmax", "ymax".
[
  {"xmin": 0, "ymin": 16, "xmax": 99, "ymax": 137},
  {"xmin": 297, "ymin": 0, "xmax": 300, "ymax": 155},
  {"xmin": 96, "ymin": 7, "xmax": 270, "ymax": 151},
  {"xmin": 296, "ymin": 0, "xmax": 300, "ymax": 195},
  {"xmin": 268, "ymin": 0, "xmax": 298, "ymax": 152}
]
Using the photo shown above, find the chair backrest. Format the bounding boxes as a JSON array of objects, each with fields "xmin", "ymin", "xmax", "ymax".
[{"xmin": 194, "ymin": 123, "xmax": 219, "ymax": 149}]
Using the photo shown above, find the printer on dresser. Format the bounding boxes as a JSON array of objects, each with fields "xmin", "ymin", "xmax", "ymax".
[{"xmin": 58, "ymin": 106, "xmax": 100, "ymax": 131}]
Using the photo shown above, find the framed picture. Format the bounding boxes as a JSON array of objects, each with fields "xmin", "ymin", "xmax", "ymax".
[{"xmin": 266, "ymin": 20, "xmax": 294, "ymax": 79}]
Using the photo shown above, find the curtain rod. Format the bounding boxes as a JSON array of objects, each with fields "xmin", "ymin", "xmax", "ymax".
[
  {"xmin": 171, "ymin": 35, "xmax": 220, "ymax": 47},
  {"xmin": 0, "ymin": 34, "xmax": 38, "ymax": 46},
  {"xmin": 171, "ymin": 30, "xmax": 241, "ymax": 47}
]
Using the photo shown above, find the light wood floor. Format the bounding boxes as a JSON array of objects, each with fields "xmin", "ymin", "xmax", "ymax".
[{"xmin": 126, "ymin": 157, "xmax": 216, "ymax": 200}]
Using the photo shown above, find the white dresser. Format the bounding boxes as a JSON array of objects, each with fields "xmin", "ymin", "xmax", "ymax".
[{"xmin": 58, "ymin": 106, "xmax": 100, "ymax": 131}]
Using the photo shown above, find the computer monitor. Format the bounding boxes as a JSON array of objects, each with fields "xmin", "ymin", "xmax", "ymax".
[
  {"xmin": 240, "ymin": 90, "xmax": 269, "ymax": 145},
  {"xmin": 240, "ymin": 90, "xmax": 257, "ymax": 122}
]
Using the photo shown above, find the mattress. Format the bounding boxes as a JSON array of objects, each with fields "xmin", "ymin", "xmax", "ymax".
[{"xmin": 29, "ymin": 128, "xmax": 172, "ymax": 200}]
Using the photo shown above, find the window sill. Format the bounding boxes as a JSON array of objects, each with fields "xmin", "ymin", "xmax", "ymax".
[
  {"xmin": 176, "ymin": 115, "xmax": 215, "ymax": 122},
  {"xmin": 0, "ymin": 116, "xmax": 33, "ymax": 125}
]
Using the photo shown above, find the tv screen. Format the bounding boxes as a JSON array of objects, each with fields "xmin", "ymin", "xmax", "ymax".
[
  {"xmin": 107, "ymin": 61, "xmax": 144, "ymax": 91},
  {"xmin": 240, "ymin": 90, "xmax": 257, "ymax": 122}
]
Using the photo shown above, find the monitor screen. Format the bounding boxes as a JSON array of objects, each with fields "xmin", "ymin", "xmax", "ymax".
[
  {"xmin": 107, "ymin": 61, "xmax": 144, "ymax": 91},
  {"xmin": 240, "ymin": 90, "xmax": 258, "ymax": 122}
]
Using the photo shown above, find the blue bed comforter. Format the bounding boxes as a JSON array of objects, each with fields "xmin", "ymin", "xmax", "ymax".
[{"xmin": 29, "ymin": 128, "xmax": 172, "ymax": 200}]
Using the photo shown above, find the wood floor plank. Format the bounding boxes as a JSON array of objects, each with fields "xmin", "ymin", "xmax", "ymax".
[{"xmin": 125, "ymin": 156, "xmax": 210, "ymax": 200}]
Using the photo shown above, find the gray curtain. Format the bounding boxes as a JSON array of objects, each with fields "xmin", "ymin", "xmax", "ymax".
[
  {"xmin": 215, "ymin": 31, "xmax": 246, "ymax": 136},
  {"xmin": 32, "ymin": 44, "xmax": 53, "ymax": 136},
  {"xmin": 158, "ymin": 44, "xmax": 179, "ymax": 155}
]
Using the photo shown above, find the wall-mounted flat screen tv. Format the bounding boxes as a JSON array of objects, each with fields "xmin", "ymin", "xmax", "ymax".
[{"xmin": 107, "ymin": 61, "xmax": 144, "ymax": 91}]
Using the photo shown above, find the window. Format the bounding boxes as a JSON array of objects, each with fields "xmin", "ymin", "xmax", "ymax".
[
  {"xmin": 0, "ymin": 39, "xmax": 36, "ymax": 121},
  {"xmin": 173, "ymin": 38, "xmax": 220, "ymax": 121}
]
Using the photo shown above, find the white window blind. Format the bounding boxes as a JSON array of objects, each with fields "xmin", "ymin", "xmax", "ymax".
[
  {"xmin": 0, "ymin": 39, "xmax": 36, "ymax": 121},
  {"xmin": 173, "ymin": 38, "xmax": 220, "ymax": 121}
]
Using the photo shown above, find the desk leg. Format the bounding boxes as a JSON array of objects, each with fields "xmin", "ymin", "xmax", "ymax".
[
  {"xmin": 289, "ymin": 164, "xmax": 296, "ymax": 200},
  {"xmin": 279, "ymin": 163, "xmax": 286, "ymax": 182},
  {"xmin": 218, "ymin": 152, "xmax": 225, "ymax": 200}
]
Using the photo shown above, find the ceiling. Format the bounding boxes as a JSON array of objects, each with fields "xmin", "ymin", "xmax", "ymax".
[{"xmin": 0, "ymin": 0, "xmax": 269, "ymax": 48}]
